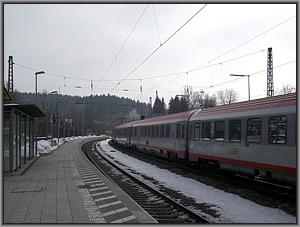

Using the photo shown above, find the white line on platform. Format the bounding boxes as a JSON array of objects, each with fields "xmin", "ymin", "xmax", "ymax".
[
  {"xmin": 103, "ymin": 207, "xmax": 128, "ymax": 217},
  {"xmin": 89, "ymin": 186, "xmax": 108, "ymax": 192},
  {"xmin": 85, "ymin": 180, "xmax": 103, "ymax": 184},
  {"xmin": 81, "ymin": 174, "xmax": 98, "ymax": 178},
  {"xmin": 90, "ymin": 183, "xmax": 105, "ymax": 187},
  {"xmin": 94, "ymin": 195, "xmax": 116, "ymax": 202},
  {"xmin": 110, "ymin": 215, "xmax": 136, "ymax": 223},
  {"xmin": 91, "ymin": 190, "xmax": 112, "ymax": 197},
  {"xmin": 97, "ymin": 200, "xmax": 122, "ymax": 209},
  {"xmin": 83, "ymin": 177, "xmax": 100, "ymax": 181}
]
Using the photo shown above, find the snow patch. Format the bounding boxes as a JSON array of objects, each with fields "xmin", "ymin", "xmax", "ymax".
[{"xmin": 96, "ymin": 139, "xmax": 296, "ymax": 224}]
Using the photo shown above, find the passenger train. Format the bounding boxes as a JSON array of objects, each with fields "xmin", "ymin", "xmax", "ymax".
[{"xmin": 112, "ymin": 93, "xmax": 297, "ymax": 185}]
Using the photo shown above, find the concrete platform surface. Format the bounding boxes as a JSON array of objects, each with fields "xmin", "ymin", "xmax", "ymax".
[{"xmin": 3, "ymin": 137, "xmax": 157, "ymax": 224}]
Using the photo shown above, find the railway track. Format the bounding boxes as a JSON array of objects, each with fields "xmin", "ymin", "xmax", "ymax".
[
  {"xmin": 108, "ymin": 140, "xmax": 296, "ymax": 217},
  {"xmin": 81, "ymin": 139, "xmax": 210, "ymax": 224}
]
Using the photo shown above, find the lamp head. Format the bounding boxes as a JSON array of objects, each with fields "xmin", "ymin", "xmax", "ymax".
[{"xmin": 35, "ymin": 71, "xmax": 45, "ymax": 75}]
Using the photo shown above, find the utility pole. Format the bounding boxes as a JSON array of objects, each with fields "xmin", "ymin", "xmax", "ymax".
[
  {"xmin": 267, "ymin": 47, "xmax": 274, "ymax": 97},
  {"xmin": 230, "ymin": 74, "xmax": 250, "ymax": 101},
  {"xmin": 8, "ymin": 56, "xmax": 14, "ymax": 95},
  {"xmin": 56, "ymin": 101, "xmax": 61, "ymax": 143}
]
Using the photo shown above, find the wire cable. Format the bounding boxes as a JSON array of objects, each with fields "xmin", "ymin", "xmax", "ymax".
[
  {"xmin": 95, "ymin": 4, "xmax": 149, "ymax": 88},
  {"xmin": 190, "ymin": 15, "xmax": 296, "ymax": 71},
  {"xmin": 111, "ymin": 4, "xmax": 207, "ymax": 91},
  {"xmin": 152, "ymin": 4, "xmax": 162, "ymax": 46},
  {"xmin": 111, "ymin": 14, "xmax": 295, "ymax": 90}
]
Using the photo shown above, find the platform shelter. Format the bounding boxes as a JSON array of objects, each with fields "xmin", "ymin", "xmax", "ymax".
[{"xmin": 3, "ymin": 103, "xmax": 46, "ymax": 174}]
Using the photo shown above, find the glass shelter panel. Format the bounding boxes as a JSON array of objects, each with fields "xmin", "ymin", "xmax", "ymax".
[
  {"xmin": 21, "ymin": 116, "xmax": 26, "ymax": 164},
  {"xmin": 4, "ymin": 112, "xmax": 10, "ymax": 172}
]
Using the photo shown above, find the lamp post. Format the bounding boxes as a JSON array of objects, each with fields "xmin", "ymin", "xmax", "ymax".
[
  {"xmin": 230, "ymin": 74, "xmax": 250, "ymax": 101},
  {"xmin": 34, "ymin": 71, "xmax": 45, "ymax": 156},
  {"xmin": 56, "ymin": 100, "xmax": 61, "ymax": 144},
  {"xmin": 35, "ymin": 71, "xmax": 45, "ymax": 103},
  {"xmin": 49, "ymin": 91, "xmax": 58, "ymax": 145}
]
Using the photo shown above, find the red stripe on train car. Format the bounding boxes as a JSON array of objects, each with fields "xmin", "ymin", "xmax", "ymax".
[
  {"xmin": 134, "ymin": 143, "xmax": 185, "ymax": 155},
  {"xmin": 131, "ymin": 142, "xmax": 296, "ymax": 174},
  {"xmin": 190, "ymin": 152, "xmax": 296, "ymax": 174}
]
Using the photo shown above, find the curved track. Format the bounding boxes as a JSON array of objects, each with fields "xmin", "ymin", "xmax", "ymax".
[
  {"xmin": 109, "ymin": 140, "xmax": 296, "ymax": 217},
  {"xmin": 82, "ymin": 139, "xmax": 210, "ymax": 224}
]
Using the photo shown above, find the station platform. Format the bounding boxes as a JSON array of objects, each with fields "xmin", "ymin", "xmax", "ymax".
[{"xmin": 3, "ymin": 137, "xmax": 157, "ymax": 224}]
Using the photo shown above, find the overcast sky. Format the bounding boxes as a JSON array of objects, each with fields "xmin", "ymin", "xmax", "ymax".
[{"xmin": 4, "ymin": 3, "xmax": 296, "ymax": 104}]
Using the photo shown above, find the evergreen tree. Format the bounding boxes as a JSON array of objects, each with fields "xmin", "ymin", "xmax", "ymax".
[
  {"xmin": 168, "ymin": 96, "xmax": 188, "ymax": 114},
  {"xmin": 152, "ymin": 91, "xmax": 166, "ymax": 116}
]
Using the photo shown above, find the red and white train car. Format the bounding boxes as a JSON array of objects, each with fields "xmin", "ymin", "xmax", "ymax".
[
  {"xmin": 112, "ymin": 93, "xmax": 296, "ymax": 185},
  {"xmin": 188, "ymin": 93, "xmax": 296, "ymax": 184}
]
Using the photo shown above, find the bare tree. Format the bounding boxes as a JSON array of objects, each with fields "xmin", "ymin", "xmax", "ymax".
[
  {"xmin": 126, "ymin": 109, "xmax": 140, "ymax": 121},
  {"xmin": 216, "ymin": 89, "xmax": 238, "ymax": 105},
  {"xmin": 182, "ymin": 85, "xmax": 193, "ymax": 109},
  {"xmin": 275, "ymin": 84, "xmax": 296, "ymax": 95}
]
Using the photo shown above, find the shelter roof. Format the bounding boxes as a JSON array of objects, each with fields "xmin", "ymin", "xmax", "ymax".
[{"xmin": 4, "ymin": 103, "xmax": 46, "ymax": 117}]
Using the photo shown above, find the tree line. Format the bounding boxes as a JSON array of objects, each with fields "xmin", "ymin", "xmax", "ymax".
[
  {"xmin": 152, "ymin": 86, "xmax": 239, "ymax": 116},
  {"xmin": 11, "ymin": 84, "xmax": 295, "ymax": 136}
]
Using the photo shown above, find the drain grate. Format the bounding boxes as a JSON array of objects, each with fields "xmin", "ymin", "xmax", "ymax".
[{"xmin": 11, "ymin": 186, "xmax": 43, "ymax": 193}]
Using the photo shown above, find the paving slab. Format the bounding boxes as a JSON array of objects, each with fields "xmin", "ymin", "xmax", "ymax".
[{"xmin": 3, "ymin": 137, "xmax": 157, "ymax": 224}]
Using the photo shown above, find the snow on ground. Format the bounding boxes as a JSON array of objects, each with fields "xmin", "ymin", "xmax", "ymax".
[
  {"xmin": 96, "ymin": 139, "xmax": 296, "ymax": 224},
  {"xmin": 37, "ymin": 135, "xmax": 101, "ymax": 155}
]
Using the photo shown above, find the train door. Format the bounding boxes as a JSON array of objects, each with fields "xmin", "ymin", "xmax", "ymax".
[
  {"xmin": 137, "ymin": 126, "xmax": 140, "ymax": 142},
  {"xmin": 180, "ymin": 122, "xmax": 186, "ymax": 159},
  {"xmin": 128, "ymin": 126, "xmax": 132, "ymax": 146},
  {"xmin": 185, "ymin": 121, "xmax": 192, "ymax": 161}
]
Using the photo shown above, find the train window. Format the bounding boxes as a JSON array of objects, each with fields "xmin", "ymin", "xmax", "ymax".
[
  {"xmin": 166, "ymin": 124, "xmax": 170, "ymax": 138},
  {"xmin": 202, "ymin": 122, "xmax": 211, "ymax": 140},
  {"xmin": 151, "ymin": 125, "xmax": 155, "ymax": 137},
  {"xmin": 229, "ymin": 120, "xmax": 241, "ymax": 142},
  {"xmin": 143, "ymin": 126, "xmax": 146, "ymax": 137},
  {"xmin": 156, "ymin": 125, "xmax": 160, "ymax": 137},
  {"xmin": 160, "ymin": 125, "xmax": 165, "ymax": 138},
  {"xmin": 214, "ymin": 121, "xmax": 224, "ymax": 141},
  {"xmin": 176, "ymin": 124, "xmax": 180, "ymax": 139},
  {"xmin": 181, "ymin": 124, "xmax": 185, "ymax": 139},
  {"xmin": 148, "ymin": 126, "xmax": 151, "ymax": 137},
  {"xmin": 268, "ymin": 116, "xmax": 287, "ymax": 144},
  {"xmin": 247, "ymin": 118, "xmax": 261, "ymax": 143},
  {"xmin": 189, "ymin": 124, "xmax": 194, "ymax": 139},
  {"xmin": 194, "ymin": 123, "xmax": 200, "ymax": 140}
]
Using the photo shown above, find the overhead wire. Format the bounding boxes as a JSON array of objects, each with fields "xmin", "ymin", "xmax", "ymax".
[
  {"xmin": 142, "ymin": 49, "xmax": 266, "ymax": 90},
  {"xmin": 12, "ymin": 14, "xmax": 295, "ymax": 97},
  {"xmin": 110, "ymin": 4, "xmax": 207, "ymax": 91},
  {"xmin": 189, "ymin": 14, "xmax": 296, "ymax": 71},
  {"xmin": 111, "ymin": 14, "xmax": 295, "ymax": 91},
  {"xmin": 152, "ymin": 4, "xmax": 162, "ymax": 46},
  {"xmin": 143, "ymin": 59, "xmax": 296, "ymax": 95},
  {"xmin": 95, "ymin": 4, "xmax": 150, "ymax": 89}
]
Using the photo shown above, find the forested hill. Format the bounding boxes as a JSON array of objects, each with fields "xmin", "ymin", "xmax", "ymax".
[{"xmin": 12, "ymin": 91, "xmax": 151, "ymax": 135}]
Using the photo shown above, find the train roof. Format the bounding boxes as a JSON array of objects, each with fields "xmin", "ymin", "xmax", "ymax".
[
  {"xmin": 132, "ymin": 110, "xmax": 196, "ymax": 126},
  {"xmin": 114, "ymin": 121, "xmax": 134, "ymax": 129},
  {"xmin": 114, "ymin": 110, "xmax": 196, "ymax": 129},
  {"xmin": 190, "ymin": 93, "xmax": 296, "ymax": 121},
  {"xmin": 114, "ymin": 93, "xmax": 296, "ymax": 129}
]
